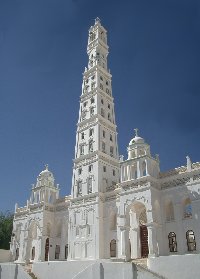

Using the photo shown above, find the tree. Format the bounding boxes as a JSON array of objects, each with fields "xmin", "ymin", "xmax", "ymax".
[{"xmin": 0, "ymin": 211, "xmax": 13, "ymax": 250}]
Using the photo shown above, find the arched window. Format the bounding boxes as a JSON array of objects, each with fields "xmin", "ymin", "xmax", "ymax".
[
  {"xmin": 55, "ymin": 245, "xmax": 60, "ymax": 260},
  {"xmin": 65, "ymin": 244, "xmax": 68, "ymax": 260},
  {"xmin": 142, "ymin": 161, "xmax": 147, "ymax": 176},
  {"xmin": 110, "ymin": 146, "xmax": 114, "ymax": 157},
  {"xmin": 31, "ymin": 247, "xmax": 35, "ymax": 260},
  {"xmin": 102, "ymin": 142, "xmax": 106, "ymax": 153},
  {"xmin": 80, "ymin": 144, "xmax": 84, "ymax": 155},
  {"xmin": 166, "ymin": 201, "xmax": 174, "ymax": 222},
  {"xmin": 183, "ymin": 198, "xmax": 192, "ymax": 218},
  {"xmin": 168, "ymin": 232, "xmax": 177, "ymax": 252},
  {"xmin": 89, "ymin": 140, "xmax": 93, "ymax": 153},
  {"xmin": 110, "ymin": 239, "xmax": 116, "ymax": 257},
  {"xmin": 186, "ymin": 230, "xmax": 196, "ymax": 251},
  {"xmin": 87, "ymin": 177, "xmax": 93, "ymax": 194}
]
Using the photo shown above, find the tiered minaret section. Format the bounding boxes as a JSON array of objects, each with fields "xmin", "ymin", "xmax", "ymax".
[
  {"xmin": 69, "ymin": 18, "xmax": 120, "ymax": 260},
  {"xmin": 72, "ymin": 18, "xmax": 120, "ymax": 198}
]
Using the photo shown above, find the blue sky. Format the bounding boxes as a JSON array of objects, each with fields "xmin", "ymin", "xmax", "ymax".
[{"xmin": 0, "ymin": 0, "xmax": 200, "ymax": 212}]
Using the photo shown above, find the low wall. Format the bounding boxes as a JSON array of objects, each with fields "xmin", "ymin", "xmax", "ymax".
[
  {"xmin": 33, "ymin": 261, "xmax": 93, "ymax": 279},
  {"xmin": 0, "ymin": 263, "xmax": 31, "ymax": 279},
  {"xmin": 148, "ymin": 254, "xmax": 200, "ymax": 279},
  {"xmin": 0, "ymin": 249, "xmax": 11, "ymax": 263},
  {"xmin": 33, "ymin": 260, "xmax": 160, "ymax": 279}
]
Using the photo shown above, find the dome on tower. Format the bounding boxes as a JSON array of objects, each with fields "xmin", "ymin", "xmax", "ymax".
[
  {"xmin": 129, "ymin": 129, "xmax": 145, "ymax": 145},
  {"xmin": 39, "ymin": 164, "xmax": 54, "ymax": 178}
]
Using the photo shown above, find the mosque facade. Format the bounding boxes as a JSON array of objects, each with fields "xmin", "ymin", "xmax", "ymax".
[{"xmin": 10, "ymin": 18, "xmax": 200, "ymax": 270}]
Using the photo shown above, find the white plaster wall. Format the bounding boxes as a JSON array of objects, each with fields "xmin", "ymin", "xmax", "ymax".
[
  {"xmin": 0, "ymin": 250, "xmax": 11, "ymax": 263},
  {"xmin": 0, "ymin": 263, "xmax": 31, "ymax": 279},
  {"xmin": 161, "ymin": 180, "xmax": 200, "ymax": 256},
  {"xmin": 148, "ymin": 254, "xmax": 200, "ymax": 279},
  {"xmin": 32, "ymin": 261, "xmax": 93, "ymax": 279},
  {"xmin": 33, "ymin": 261, "xmax": 161, "ymax": 279}
]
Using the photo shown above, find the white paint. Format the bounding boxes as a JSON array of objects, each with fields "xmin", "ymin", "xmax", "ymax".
[
  {"xmin": 0, "ymin": 250, "xmax": 11, "ymax": 263},
  {"xmin": 148, "ymin": 254, "xmax": 200, "ymax": 279},
  {"xmin": 0, "ymin": 263, "xmax": 31, "ymax": 279},
  {"xmin": 33, "ymin": 261, "xmax": 159, "ymax": 279}
]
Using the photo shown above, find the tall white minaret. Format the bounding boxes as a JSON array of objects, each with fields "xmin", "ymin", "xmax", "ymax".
[
  {"xmin": 69, "ymin": 18, "xmax": 120, "ymax": 260},
  {"xmin": 72, "ymin": 17, "xmax": 119, "ymax": 198}
]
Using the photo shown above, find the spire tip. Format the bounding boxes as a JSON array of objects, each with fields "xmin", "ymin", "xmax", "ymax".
[{"xmin": 134, "ymin": 128, "xmax": 139, "ymax": 137}]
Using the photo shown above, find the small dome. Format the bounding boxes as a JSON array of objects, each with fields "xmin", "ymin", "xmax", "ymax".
[
  {"xmin": 129, "ymin": 136, "xmax": 145, "ymax": 145},
  {"xmin": 129, "ymin": 129, "xmax": 145, "ymax": 145},
  {"xmin": 39, "ymin": 164, "xmax": 53, "ymax": 178}
]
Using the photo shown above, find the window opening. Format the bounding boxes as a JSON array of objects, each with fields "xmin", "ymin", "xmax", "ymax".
[
  {"xmin": 55, "ymin": 245, "xmax": 60, "ymax": 260},
  {"xmin": 168, "ymin": 232, "xmax": 177, "ymax": 252},
  {"xmin": 186, "ymin": 230, "xmax": 196, "ymax": 251}
]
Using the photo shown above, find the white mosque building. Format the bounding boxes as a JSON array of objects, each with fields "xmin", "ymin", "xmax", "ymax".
[{"xmin": 9, "ymin": 18, "xmax": 200, "ymax": 279}]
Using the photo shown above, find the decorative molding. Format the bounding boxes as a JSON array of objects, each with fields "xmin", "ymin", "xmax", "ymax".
[{"xmin": 161, "ymin": 177, "xmax": 190, "ymax": 189}]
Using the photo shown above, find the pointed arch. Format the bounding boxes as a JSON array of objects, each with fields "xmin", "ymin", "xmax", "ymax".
[
  {"xmin": 165, "ymin": 200, "xmax": 174, "ymax": 222},
  {"xmin": 183, "ymin": 198, "xmax": 192, "ymax": 218}
]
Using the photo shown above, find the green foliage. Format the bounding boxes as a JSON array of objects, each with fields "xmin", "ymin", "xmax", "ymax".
[{"xmin": 0, "ymin": 211, "xmax": 14, "ymax": 250}]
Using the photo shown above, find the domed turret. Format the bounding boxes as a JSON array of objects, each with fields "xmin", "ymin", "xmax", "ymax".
[
  {"xmin": 36, "ymin": 164, "xmax": 55, "ymax": 188},
  {"xmin": 129, "ymin": 129, "xmax": 145, "ymax": 146},
  {"xmin": 120, "ymin": 129, "xmax": 160, "ymax": 182},
  {"xmin": 128, "ymin": 129, "xmax": 150, "ymax": 160},
  {"xmin": 30, "ymin": 165, "xmax": 59, "ymax": 204}
]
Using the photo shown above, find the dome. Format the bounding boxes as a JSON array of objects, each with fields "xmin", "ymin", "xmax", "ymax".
[
  {"xmin": 129, "ymin": 136, "xmax": 145, "ymax": 145},
  {"xmin": 129, "ymin": 129, "xmax": 145, "ymax": 146},
  {"xmin": 38, "ymin": 164, "xmax": 54, "ymax": 178}
]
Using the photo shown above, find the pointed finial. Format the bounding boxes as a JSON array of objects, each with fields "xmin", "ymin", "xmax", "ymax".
[
  {"xmin": 186, "ymin": 156, "xmax": 192, "ymax": 171},
  {"xmin": 45, "ymin": 164, "xmax": 49, "ymax": 170},
  {"xmin": 95, "ymin": 17, "xmax": 101, "ymax": 24},
  {"xmin": 134, "ymin": 128, "xmax": 139, "ymax": 137}
]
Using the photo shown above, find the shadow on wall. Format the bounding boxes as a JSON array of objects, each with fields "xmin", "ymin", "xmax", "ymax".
[
  {"xmin": 0, "ymin": 265, "xmax": 2, "ymax": 279},
  {"xmin": 14, "ymin": 264, "xmax": 18, "ymax": 279},
  {"xmin": 100, "ymin": 263, "xmax": 104, "ymax": 279}
]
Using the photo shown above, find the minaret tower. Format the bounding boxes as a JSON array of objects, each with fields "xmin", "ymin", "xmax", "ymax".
[{"xmin": 69, "ymin": 18, "xmax": 120, "ymax": 260}]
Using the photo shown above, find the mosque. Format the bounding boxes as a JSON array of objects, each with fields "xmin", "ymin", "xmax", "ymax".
[{"xmin": 9, "ymin": 18, "xmax": 200, "ymax": 279}]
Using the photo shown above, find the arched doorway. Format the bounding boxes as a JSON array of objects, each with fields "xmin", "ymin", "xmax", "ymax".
[
  {"xmin": 45, "ymin": 238, "xmax": 49, "ymax": 261},
  {"xmin": 126, "ymin": 202, "xmax": 149, "ymax": 259},
  {"xmin": 139, "ymin": 209, "xmax": 149, "ymax": 258},
  {"xmin": 110, "ymin": 239, "xmax": 116, "ymax": 257},
  {"xmin": 140, "ymin": 225, "xmax": 149, "ymax": 258}
]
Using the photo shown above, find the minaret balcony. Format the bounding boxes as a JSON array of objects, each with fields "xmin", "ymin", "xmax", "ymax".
[{"xmin": 83, "ymin": 65, "xmax": 112, "ymax": 78}]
